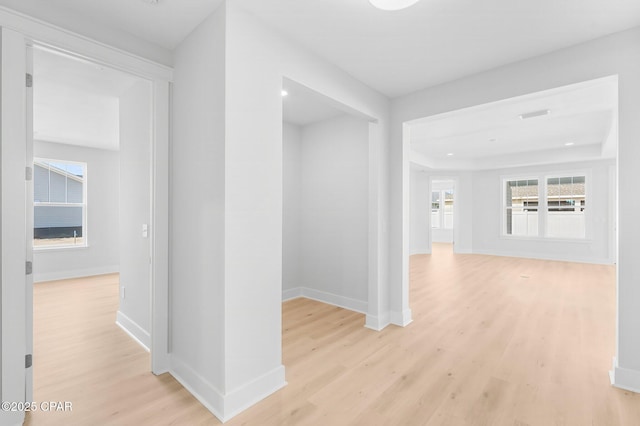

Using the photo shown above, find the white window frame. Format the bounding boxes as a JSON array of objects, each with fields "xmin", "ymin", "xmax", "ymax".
[
  {"xmin": 543, "ymin": 170, "xmax": 589, "ymax": 240},
  {"xmin": 33, "ymin": 157, "xmax": 88, "ymax": 250},
  {"xmin": 501, "ymin": 169, "xmax": 590, "ymax": 241},
  {"xmin": 502, "ymin": 175, "xmax": 540, "ymax": 238}
]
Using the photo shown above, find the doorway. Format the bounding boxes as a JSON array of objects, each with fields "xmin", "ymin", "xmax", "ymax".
[
  {"xmin": 430, "ymin": 179, "xmax": 455, "ymax": 247},
  {"xmin": 0, "ymin": 25, "xmax": 170, "ymax": 417},
  {"xmin": 29, "ymin": 44, "xmax": 156, "ymax": 401}
]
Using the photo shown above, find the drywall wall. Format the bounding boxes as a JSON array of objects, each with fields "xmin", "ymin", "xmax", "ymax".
[
  {"xmin": 171, "ymin": 2, "xmax": 389, "ymax": 420},
  {"xmin": 283, "ymin": 115, "xmax": 369, "ymax": 311},
  {"xmin": 282, "ymin": 122, "xmax": 302, "ymax": 292},
  {"xmin": 471, "ymin": 160, "xmax": 614, "ymax": 264},
  {"xmin": 170, "ymin": 2, "xmax": 389, "ymax": 421},
  {"xmin": 391, "ymin": 27, "xmax": 640, "ymax": 391},
  {"xmin": 410, "ymin": 168, "xmax": 430, "ymax": 254},
  {"xmin": 33, "ymin": 140, "xmax": 119, "ymax": 282},
  {"xmin": 225, "ymin": 1, "xmax": 389, "ymax": 405},
  {"xmin": 117, "ymin": 80, "xmax": 152, "ymax": 349},
  {"xmin": 170, "ymin": 3, "xmax": 227, "ymax": 414}
]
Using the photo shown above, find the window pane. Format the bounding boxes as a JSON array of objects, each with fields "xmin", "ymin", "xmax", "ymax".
[
  {"xmin": 506, "ymin": 207, "xmax": 538, "ymax": 236},
  {"xmin": 34, "ymin": 206, "xmax": 84, "ymax": 246},
  {"xmin": 443, "ymin": 189, "xmax": 454, "ymax": 229},
  {"xmin": 49, "ymin": 169, "xmax": 66, "ymax": 202},
  {"xmin": 547, "ymin": 175, "xmax": 586, "ymax": 238},
  {"xmin": 506, "ymin": 179, "xmax": 538, "ymax": 209},
  {"xmin": 67, "ymin": 179, "xmax": 83, "ymax": 203},
  {"xmin": 34, "ymin": 164, "xmax": 49, "ymax": 202},
  {"xmin": 34, "ymin": 159, "xmax": 86, "ymax": 248},
  {"xmin": 506, "ymin": 179, "xmax": 539, "ymax": 236}
]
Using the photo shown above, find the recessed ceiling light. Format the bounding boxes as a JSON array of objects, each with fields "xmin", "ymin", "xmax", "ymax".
[
  {"xmin": 565, "ymin": 142, "xmax": 575, "ymax": 146},
  {"xmin": 519, "ymin": 109, "xmax": 550, "ymax": 120},
  {"xmin": 281, "ymin": 90, "xmax": 288, "ymax": 97},
  {"xmin": 446, "ymin": 153, "xmax": 454, "ymax": 156},
  {"xmin": 369, "ymin": 0, "xmax": 420, "ymax": 11},
  {"xmin": 141, "ymin": 0, "xmax": 159, "ymax": 4}
]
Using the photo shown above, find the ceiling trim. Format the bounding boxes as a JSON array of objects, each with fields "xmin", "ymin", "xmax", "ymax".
[
  {"xmin": 0, "ymin": 6, "xmax": 173, "ymax": 82},
  {"xmin": 405, "ymin": 74, "xmax": 618, "ymax": 128}
]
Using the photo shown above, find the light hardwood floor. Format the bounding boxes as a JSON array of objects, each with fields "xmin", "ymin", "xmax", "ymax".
[{"xmin": 26, "ymin": 245, "xmax": 640, "ymax": 425}]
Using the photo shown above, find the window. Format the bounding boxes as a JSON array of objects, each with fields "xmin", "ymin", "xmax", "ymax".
[
  {"xmin": 503, "ymin": 174, "xmax": 587, "ymax": 239},
  {"xmin": 431, "ymin": 191, "xmax": 440, "ymax": 228},
  {"xmin": 504, "ymin": 179, "xmax": 539, "ymax": 237},
  {"xmin": 431, "ymin": 188, "xmax": 454, "ymax": 229},
  {"xmin": 34, "ymin": 159, "xmax": 86, "ymax": 248},
  {"xmin": 443, "ymin": 189, "xmax": 454, "ymax": 230},
  {"xmin": 546, "ymin": 176, "xmax": 586, "ymax": 239}
]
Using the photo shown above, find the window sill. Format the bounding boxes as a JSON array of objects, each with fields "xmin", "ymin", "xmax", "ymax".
[{"xmin": 34, "ymin": 245, "xmax": 89, "ymax": 252}]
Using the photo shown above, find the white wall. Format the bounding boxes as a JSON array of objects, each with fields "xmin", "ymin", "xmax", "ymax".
[
  {"xmin": 282, "ymin": 122, "xmax": 302, "ymax": 292},
  {"xmin": 33, "ymin": 140, "xmax": 119, "ymax": 282},
  {"xmin": 226, "ymin": 2, "xmax": 391, "ymax": 344},
  {"xmin": 283, "ymin": 115, "xmax": 369, "ymax": 312},
  {"xmin": 117, "ymin": 80, "xmax": 152, "ymax": 349},
  {"xmin": 391, "ymin": 27, "xmax": 640, "ymax": 391},
  {"xmin": 471, "ymin": 160, "xmax": 614, "ymax": 263},
  {"xmin": 170, "ymin": 3, "xmax": 227, "ymax": 415},
  {"xmin": 410, "ymin": 168, "xmax": 430, "ymax": 254},
  {"xmin": 168, "ymin": 2, "xmax": 390, "ymax": 421}
]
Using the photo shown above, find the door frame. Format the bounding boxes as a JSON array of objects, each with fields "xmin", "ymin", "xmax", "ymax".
[{"xmin": 0, "ymin": 9, "xmax": 172, "ymax": 424}]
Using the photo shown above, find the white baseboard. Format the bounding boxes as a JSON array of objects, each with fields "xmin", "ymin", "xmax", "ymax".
[
  {"xmin": 390, "ymin": 309, "xmax": 413, "ymax": 327},
  {"xmin": 365, "ymin": 312, "xmax": 390, "ymax": 331},
  {"xmin": 223, "ymin": 365, "xmax": 286, "ymax": 421},
  {"xmin": 282, "ymin": 287, "xmax": 303, "ymax": 301},
  {"xmin": 170, "ymin": 356, "xmax": 286, "ymax": 423},
  {"xmin": 410, "ymin": 249, "xmax": 431, "ymax": 255},
  {"xmin": 34, "ymin": 265, "xmax": 119, "ymax": 283},
  {"xmin": 170, "ymin": 356, "xmax": 225, "ymax": 421},
  {"xmin": 282, "ymin": 286, "xmax": 367, "ymax": 314},
  {"xmin": 610, "ymin": 357, "xmax": 640, "ymax": 393},
  {"xmin": 471, "ymin": 249, "xmax": 611, "ymax": 265},
  {"xmin": 116, "ymin": 311, "xmax": 150, "ymax": 352}
]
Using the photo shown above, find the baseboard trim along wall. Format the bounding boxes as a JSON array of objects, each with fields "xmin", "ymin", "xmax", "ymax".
[
  {"xmin": 115, "ymin": 311, "xmax": 150, "ymax": 352},
  {"xmin": 282, "ymin": 286, "xmax": 368, "ymax": 314},
  {"xmin": 34, "ymin": 265, "xmax": 119, "ymax": 283},
  {"xmin": 471, "ymin": 249, "xmax": 612, "ymax": 265},
  {"xmin": 390, "ymin": 309, "xmax": 413, "ymax": 327},
  {"xmin": 170, "ymin": 356, "xmax": 286, "ymax": 423},
  {"xmin": 365, "ymin": 312, "xmax": 390, "ymax": 331},
  {"xmin": 610, "ymin": 357, "xmax": 640, "ymax": 393},
  {"xmin": 223, "ymin": 365, "xmax": 287, "ymax": 421},
  {"xmin": 169, "ymin": 356, "xmax": 226, "ymax": 421}
]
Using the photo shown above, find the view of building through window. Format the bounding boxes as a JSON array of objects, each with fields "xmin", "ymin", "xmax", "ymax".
[
  {"xmin": 504, "ymin": 175, "xmax": 586, "ymax": 239},
  {"xmin": 505, "ymin": 179, "xmax": 539, "ymax": 237},
  {"xmin": 547, "ymin": 176, "xmax": 586, "ymax": 239},
  {"xmin": 34, "ymin": 159, "xmax": 86, "ymax": 248}
]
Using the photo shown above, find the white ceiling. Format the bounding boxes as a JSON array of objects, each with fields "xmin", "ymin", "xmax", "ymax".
[
  {"xmin": 409, "ymin": 77, "xmax": 617, "ymax": 170},
  {"xmin": 34, "ymin": 47, "xmax": 144, "ymax": 150},
  {"xmin": 1, "ymin": 1, "xmax": 639, "ymax": 98},
  {"xmin": 0, "ymin": 0, "xmax": 221, "ymax": 49},
  {"xmin": 235, "ymin": 0, "xmax": 640, "ymax": 97}
]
